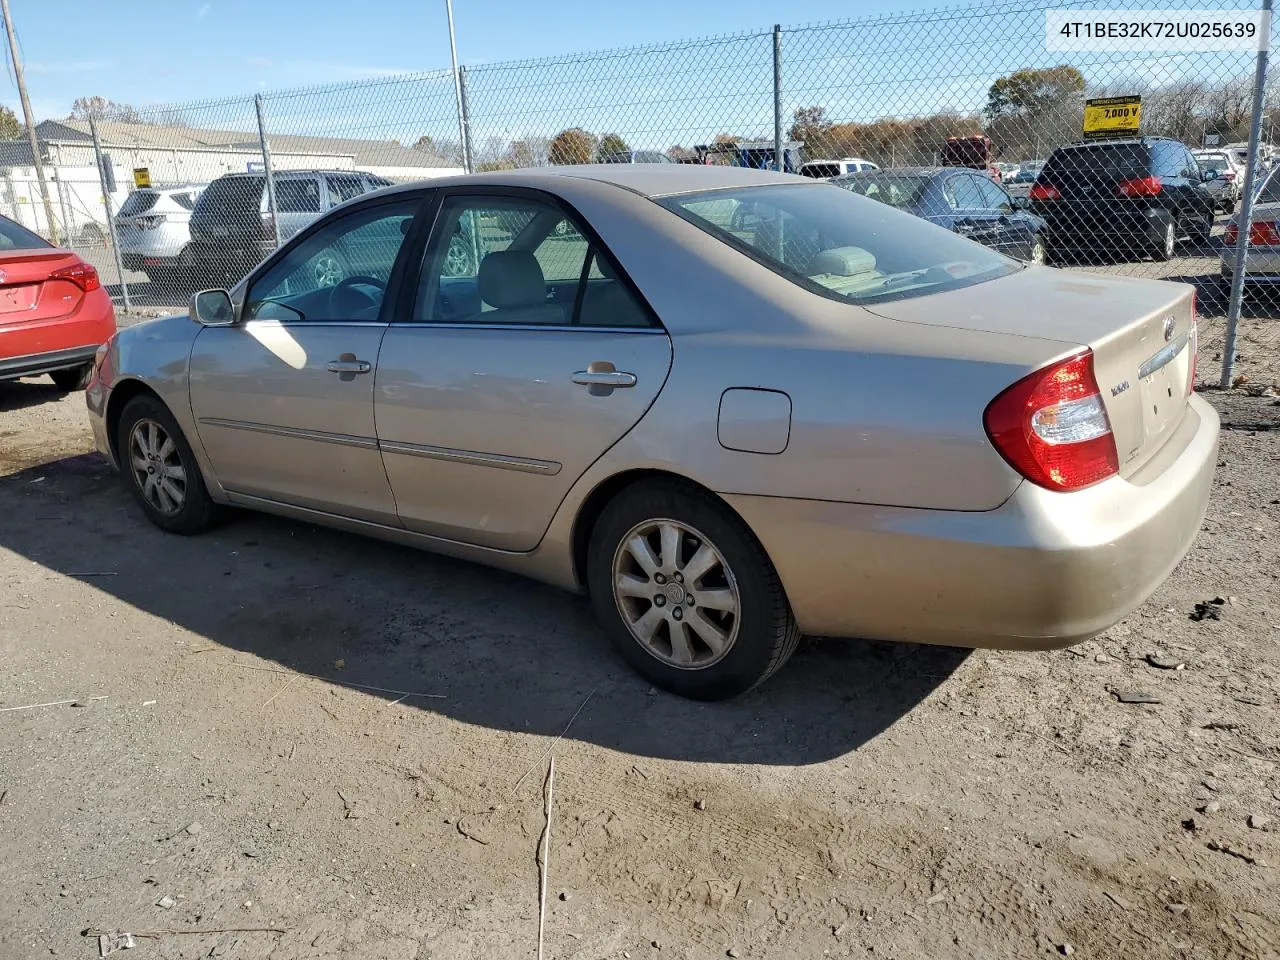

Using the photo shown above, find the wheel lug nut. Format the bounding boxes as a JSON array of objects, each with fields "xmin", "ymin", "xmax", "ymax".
[
  {"xmin": 654, "ymin": 596, "xmax": 666, "ymax": 607},
  {"xmin": 686, "ymin": 596, "xmax": 695, "ymax": 605},
  {"xmin": 673, "ymin": 608, "xmax": 683, "ymax": 621},
  {"xmin": 673, "ymin": 572, "xmax": 683, "ymax": 583},
  {"xmin": 654, "ymin": 573, "xmax": 666, "ymax": 584}
]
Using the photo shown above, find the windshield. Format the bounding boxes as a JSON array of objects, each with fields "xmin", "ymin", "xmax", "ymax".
[
  {"xmin": 1257, "ymin": 167, "xmax": 1280, "ymax": 203},
  {"xmin": 833, "ymin": 173, "xmax": 929, "ymax": 209},
  {"xmin": 657, "ymin": 183, "xmax": 1016, "ymax": 305}
]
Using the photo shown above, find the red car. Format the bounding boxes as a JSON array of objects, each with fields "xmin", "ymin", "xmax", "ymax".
[{"xmin": 0, "ymin": 215, "xmax": 116, "ymax": 391}]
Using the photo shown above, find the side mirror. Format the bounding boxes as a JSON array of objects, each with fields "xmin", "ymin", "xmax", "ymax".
[
  {"xmin": 190, "ymin": 289, "xmax": 236, "ymax": 326},
  {"xmin": 1201, "ymin": 168, "xmax": 1218, "ymax": 182}
]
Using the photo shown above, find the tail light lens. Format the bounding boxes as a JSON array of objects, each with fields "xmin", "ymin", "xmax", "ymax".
[
  {"xmin": 1222, "ymin": 170, "xmax": 1236, "ymax": 181},
  {"xmin": 48, "ymin": 261, "xmax": 101, "ymax": 292},
  {"xmin": 984, "ymin": 350, "xmax": 1119, "ymax": 492},
  {"xmin": 1117, "ymin": 176, "xmax": 1163, "ymax": 197},
  {"xmin": 1224, "ymin": 221, "xmax": 1280, "ymax": 245},
  {"xmin": 1028, "ymin": 182, "xmax": 1060, "ymax": 201}
]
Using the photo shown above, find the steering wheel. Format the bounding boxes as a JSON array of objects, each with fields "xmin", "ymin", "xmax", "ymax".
[{"xmin": 327, "ymin": 274, "xmax": 386, "ymax": 318}]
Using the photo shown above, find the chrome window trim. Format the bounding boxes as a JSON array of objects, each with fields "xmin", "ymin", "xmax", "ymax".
[{"xmin": 387, "ymin": 322, "xmax": 665, "ymax": 334}]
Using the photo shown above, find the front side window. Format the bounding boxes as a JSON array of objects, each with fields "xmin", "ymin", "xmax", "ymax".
[
  {"xmin": 975, "ymin": 176, "xmax": 1013, "ymax": 212},
  {"xmin": 245, "ymin": 198, "xmax": 419, "ymax": 323},
  {"xmin": 658, "ymin": 183, "xmax": 1016, "ymax": 305},
  {"xmin": 416, "ymin": 194, "xmax": 652, "ymax": 328},
  {"xmin": 945, "ymin": 175, "xmax": 986, "ymax": 211},
  {"xmin": 275, "ymin": 178, "xmax": 323, "ymax": 214}
]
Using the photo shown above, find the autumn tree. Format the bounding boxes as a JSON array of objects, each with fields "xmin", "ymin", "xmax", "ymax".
[
  {"xmin": 506, "ymin": 136, "xmax": 550, "ymax": 168},
  {"xmin": 0, "ymin": 105, "xmax": 22, "ymax": 140},
  {"xmin": 596, "ymin": 133, "xmax": 630, "ymax": 160},
  {"xmin": 789, "ymin": 106, "xmax": 833, "ymax": 155},
  {"xmin": 70, "ymin": 96, "xmax": 142, "ymax": 123},
  {"xmin": 548, "ymin": 127, "xmax": 596, "ymax": 165}
]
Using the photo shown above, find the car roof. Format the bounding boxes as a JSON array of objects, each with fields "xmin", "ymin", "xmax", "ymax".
[
  {"xmin": 372, "ymin": 164, "xmax": 804, "ymax": 199},
  {"xmin": 835, "ymin": 166, "xmax": 943, "ymax": 178},
  {"xmin": 213, "ymin": 169, "xmax": 364, "ymax": 179}
]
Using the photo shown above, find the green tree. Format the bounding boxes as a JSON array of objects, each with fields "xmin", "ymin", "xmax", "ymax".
[
  {"xmin": 596, "ymin": 132, "xmax": 630, "ymax": 160},
  {"xmin": 549, "ymin": 127, "xmax": 596, "ymax": 165},
  {"xmin": 0, "ymin": 105, "xmax": 22, "ymax": 140},
  {"xmin": 985, "ymin": 66, "xmax": 1086, "ymax": 122}
]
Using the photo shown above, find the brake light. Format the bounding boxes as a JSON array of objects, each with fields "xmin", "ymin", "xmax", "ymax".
[
  {"xmin": 1117, "ymin": 175, "xmax": 1163, "ymax": 197},
  {"xmin": 1224, "ymin": 221, "xmax": 1280, "ymax": 245},
  {"xmin": 984, "ymin": 350, "xmax": 1119, "ymax": 492},
  {"xmin": 1028, "ymin": 182, "xmax": 1060, "ymax": 201},
  {"xmin": 48, "ymin": 261, "xmax": 101, "ymax": 292},
  {"xmin": 1222, "ymin": 170, "xmax": 1236, "ymax": 181}
]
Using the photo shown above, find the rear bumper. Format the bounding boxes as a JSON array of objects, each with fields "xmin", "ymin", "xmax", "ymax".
[
  {"xmin": 0, "ymin": 344, "xmax": 101, "ymax": 380},
  {"xmin": 728, "ymin": 394, "xmax": 1219, "ymax": 649},
  {"xmin": 1219, "ymin": 247, "xmax": 1280, "ymax": 279},
  {"xmin": 1035, "ymin": 205, "xmax": 1168, "ymax": 248},
  {"xmin": 186, "ymin": 240, "xmax": 272, "ymax": 283},
  {"xmin": 0, "ymin": 288, "xmax": 116, "ymax": 380}
]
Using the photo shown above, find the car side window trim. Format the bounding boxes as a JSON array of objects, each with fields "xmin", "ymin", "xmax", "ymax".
[{"xmin": 399, "ymin": 184, "xmax": 664, "ymax": 332}]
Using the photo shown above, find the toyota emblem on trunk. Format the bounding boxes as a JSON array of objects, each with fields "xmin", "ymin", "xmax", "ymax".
[{"xmin": 1162, "ymin": 316, "xmax": 1175, "ymax": 341}]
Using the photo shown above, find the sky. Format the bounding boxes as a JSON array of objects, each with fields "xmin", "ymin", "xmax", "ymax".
[{"xmin": 1, "ymin": 0, "xmax": 988, "ymax": 121}]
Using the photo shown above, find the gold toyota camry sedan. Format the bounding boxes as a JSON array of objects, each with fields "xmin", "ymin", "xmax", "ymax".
[{"xmin": 86, "ymin": 165, "xmax": 1218, "ymax": 700}]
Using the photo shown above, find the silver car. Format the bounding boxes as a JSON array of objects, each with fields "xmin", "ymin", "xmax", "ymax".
[
  {"xmin": 1192, "ymin": 150, "xmax": 1242, "ymax": 212},
  {"xmin": 116, "ymin": 184, "xmax": 206, "ymax": 283},
  {"xmin": 1220, "ymin": 163, "xmax": 1280, "ymax": 286},
  {"xmin": 85, "ymin": 166, "xmax": 1218, "ymax": 700}
]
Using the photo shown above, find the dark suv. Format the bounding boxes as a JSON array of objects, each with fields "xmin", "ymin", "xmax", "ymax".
[
  {"xmin": 1029, "ymin": 138, "xmax": 1216, "ymax": 262},
  {"xmin": 187, "ymin": 169, "xmax": 392, "ymax": 285}
]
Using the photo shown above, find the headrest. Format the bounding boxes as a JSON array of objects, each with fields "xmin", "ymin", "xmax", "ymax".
[
  {"xmin": 478, "ymin": 251, "xmax": 546, "ymax": 309},
  {"xmin": 810, "ymin": 246, "xmax": 877, "ymax": 277}
]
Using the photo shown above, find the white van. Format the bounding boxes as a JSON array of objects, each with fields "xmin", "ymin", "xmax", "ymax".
[{"xmin": 798, "ymin": 158, "xmax": 880, "ymax": 179}]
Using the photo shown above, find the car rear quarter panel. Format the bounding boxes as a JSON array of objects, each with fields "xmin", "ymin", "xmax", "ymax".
[{"xmin": 551, "ymin": 176, "xmax": 1069, "ymax": 512}]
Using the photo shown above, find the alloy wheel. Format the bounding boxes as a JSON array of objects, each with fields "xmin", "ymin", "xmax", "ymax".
[
  {"xmin": 611, "ymin": 518, "xmax": 741, "ymax": 669},
  {"xmin": 128, "ymin": 418, "xmax": 187, "ymax": 516},
  {"xmin": 1030, "ymin": 239, "xmax": 1046, "ymax": 264},
  {"xmin": 1164, "ymin": 222, "xmax": 1176, "ymax": 258}
]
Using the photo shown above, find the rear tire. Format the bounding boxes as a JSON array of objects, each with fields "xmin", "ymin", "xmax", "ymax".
[
  {"xmin": 49, "ymin": 364, "xmax": 92, "ymax": 392},
  {"xmin": 116, "ymin": 394, "xmax": 221, "ymax": 535},
  {"xmin": 1153, "ymin": 219, "xmax": 1176, "ymax": 262},
  {"xmin": 586, "ymin": 480, "xmax": 800, "ymax": 700}
]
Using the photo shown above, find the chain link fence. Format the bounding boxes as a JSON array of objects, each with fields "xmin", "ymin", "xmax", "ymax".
[{"xmin": 8, "ymin": 0, "xmax": 1277, "ymax": 391}]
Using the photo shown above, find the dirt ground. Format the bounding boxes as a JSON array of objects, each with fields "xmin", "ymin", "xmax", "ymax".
[{"xmin": 1, "ymin": 363, "xmax": 1278, "ymax": 959}]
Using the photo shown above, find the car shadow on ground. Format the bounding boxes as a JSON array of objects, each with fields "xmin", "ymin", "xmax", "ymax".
[
  {"xmin": 0, "ymin": 453, "xmax": 969, "ymax": 766},
  {"xmin": 0, "ymin": 380, "xmax": 68, "ymax": 413}
]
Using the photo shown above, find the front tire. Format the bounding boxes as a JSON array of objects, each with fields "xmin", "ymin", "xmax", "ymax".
[
  {"xmin": 49, "ymin": 364, "xmax": 92, "ymax": 391},
  {"xmin": 116, "ymin": 394, "xmax": 220, "ymax": 535},
  {"xmin": 586, "ymin": 480, "xmax": 800, "ymax": 700}
]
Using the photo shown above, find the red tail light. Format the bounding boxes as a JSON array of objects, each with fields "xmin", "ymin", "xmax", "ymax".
[
  {"xmin": 984, "ymin": 350, "xmax": 1119, "ymax": 492},
  {"xmin": 48, "ymin": 261, "xmax": 101, "ymax": 292},
  {"xmin": 1117, "ymin": 175, "xmax": 1163, "ymax": 197},
  {"xmin": 1028, "ymin": 182, "xmax": 1060, "ymax": 201},
  {"xmin": 1224, "ymin": 221, "xmax": 1280, "ymax": 245},
  {"xmin": 1222, "ymin": 170, "xmax": 1236, "ymax": 181}
]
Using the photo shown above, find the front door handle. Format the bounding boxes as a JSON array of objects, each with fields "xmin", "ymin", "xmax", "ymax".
[{"xmin": 326, "ymin": 358, "xmax": 372, "ymax": 375}]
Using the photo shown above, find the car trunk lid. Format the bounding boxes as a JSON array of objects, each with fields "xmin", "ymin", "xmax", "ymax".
[
  {"xmin": 0, "ymin": 248, "xmax": 88, "ymax": 324},
  {"xmin": 863, "ymin": 267, "xmax": 1195, "ymax": 479}
]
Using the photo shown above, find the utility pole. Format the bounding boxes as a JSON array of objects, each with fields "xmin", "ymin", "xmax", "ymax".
[{"xmin": 1, "ymin": 0, "xmax": 60, "ymax": 244}]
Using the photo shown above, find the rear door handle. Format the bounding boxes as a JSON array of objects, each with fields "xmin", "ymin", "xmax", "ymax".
[
  {"xmin": 572, "ymin": 370, "xmax": 637, "ymax": 387},
  {"xmin": 326, "ymin": 358, "xmax": 372, "ymax": 375}
]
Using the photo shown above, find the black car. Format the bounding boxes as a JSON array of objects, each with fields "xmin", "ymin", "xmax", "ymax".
[
  {"xmin": 832, "ymin": 167, "xmax": 1047, "ymax": 263},
  {"xmin": 1028, "ymin": 137, "xmax": 1216, "ymax": 263}
]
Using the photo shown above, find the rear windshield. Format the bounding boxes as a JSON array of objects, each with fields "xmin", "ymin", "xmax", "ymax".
[
  {"xmin": 835, "ymin": 173, "xmax": 929, "ymax": 208},
  {"xmin": 194, "ymin": 176, "xmax": 265, "ymax": 220},
  {"xmin": 657, "ymin": 183, "xmax": 1016, "ymax": 305},
  {"xmin": 1042, "ymin": 143, "xmax": 1148, "ymax": 182},
  {"xmin": 1257, "ymin": 168, "xmax": 1280, "ymax": 203},
  {"xmin": 801, "ymin": 163, "xmax": 840, "ymax": 179},
  {"xmin": 0, "ymin": 216, "xmax": 52, "ymax": 251},
  {"xmin": 171, "ymin": 191, "xmax": 198, "ymax": 210},
  {"xmin": 118, "ymin": 191, "xmax": 159, "ymax": 216},
  {"xmin": 1195, "ymin": 153, "xmax": 1231, "ymax": 173}
]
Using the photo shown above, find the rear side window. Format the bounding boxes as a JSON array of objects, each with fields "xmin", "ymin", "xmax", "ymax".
[
  {"xmin": 326, "ymin": 175, "xmax": 368, "ymax": 204},
  {"xmin": 0, "ymin": 215, "xmax": 52, "ymax": 251},
  {"xmin": 1150, "ymin": 141, "xmax": 1184, "ymax": 178},
  {"xmin": 801, "ymin": 163, "xmax": 840, "ymax": 179},
  {"xmin": 171, "ymin": 192, "xmax": 197, "ymax": 210},
  {"xmin": 118, "ymin": 191, "xmax": 159, "ymax": 216},
  {"xmin": 194, "ymin": 176, "xmax": 264, "ymax": 219},
  {"xmin": 1042, "ymin": 143, "xmax": 1148, "ymax": 183},
  {"xmin": 659, "ymin": 183, "xmax": 1016, "ymax": 305},
  {"xmin": 276, "ymin": 178, "xmax": 322, "ymax": 213}
]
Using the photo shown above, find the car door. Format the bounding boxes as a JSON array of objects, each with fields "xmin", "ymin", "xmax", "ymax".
[
  {"xmin": 189, "ymin": 194, "xmax": 424, "ymax": 524},
  {"xmin": 375, "ymin": 189, "xmax": 673, "ymax": 551},
  {"xmin": 943, "ymin": 173, "xmax": 1002, "ymax": 248},
  {"xmin": 974, "ymin": 175, "xmax": 1034, "ymax": 258}
]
